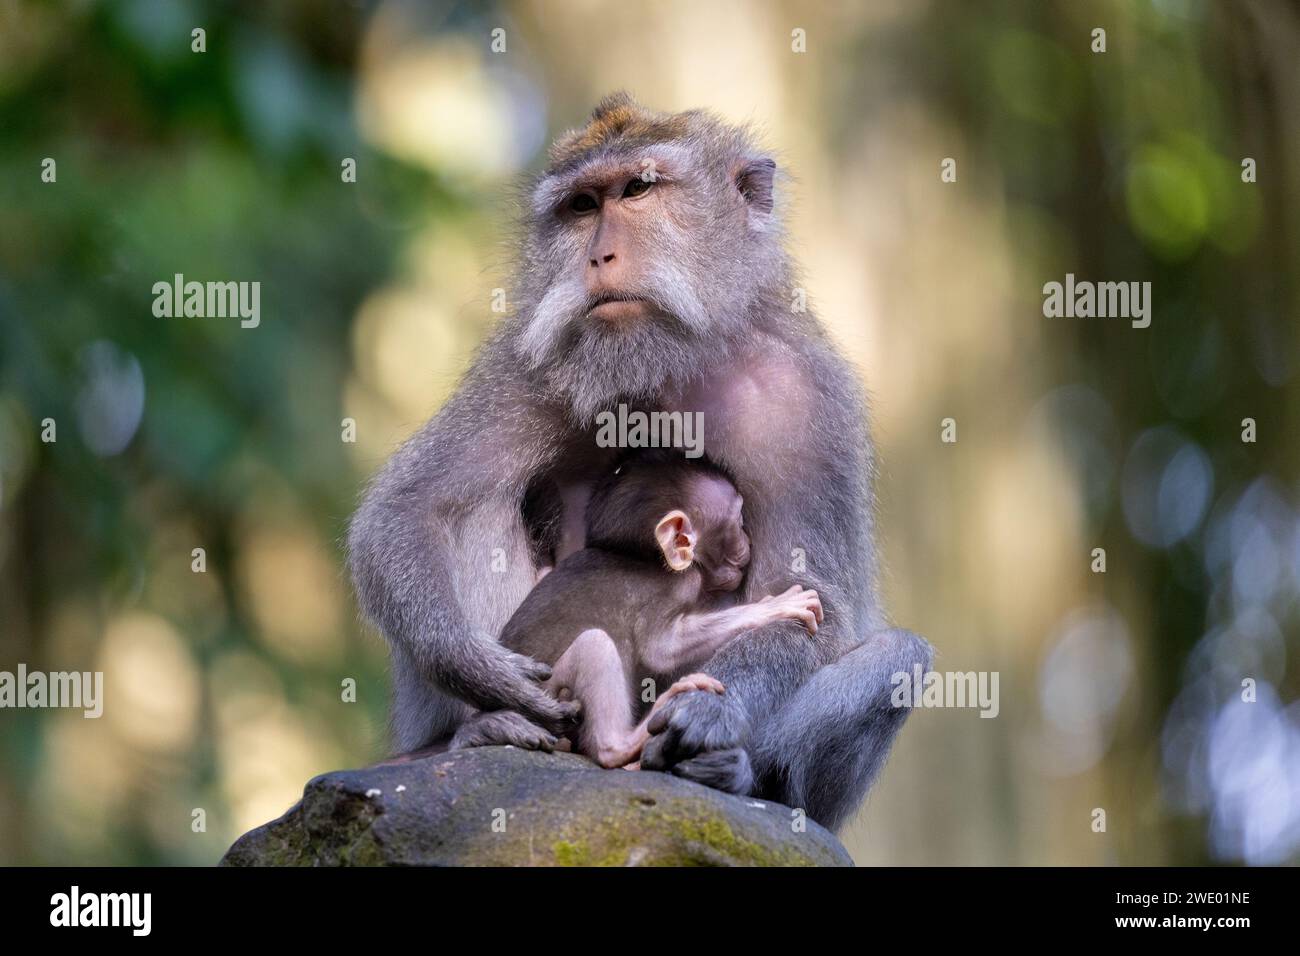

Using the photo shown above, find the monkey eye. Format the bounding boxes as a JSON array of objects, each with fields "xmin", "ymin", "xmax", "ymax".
[
  {"xmin": 568, "ymin": 192, "xmax": 599, "ymax": 215},
  {"xmin": 622, "ymin": 177, "xmax": 654, "ymax": 199}
]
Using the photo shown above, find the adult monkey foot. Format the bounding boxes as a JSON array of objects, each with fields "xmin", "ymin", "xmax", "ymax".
[
  {"xmin": 668, "ymin": 748, "xmax": 755, "ymax": 794},
  {"xmin": 639, "ymin": 688, "xmax": 754, "ymax": 794}
]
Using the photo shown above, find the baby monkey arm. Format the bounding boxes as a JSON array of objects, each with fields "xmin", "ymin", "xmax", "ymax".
[{"xmin": 639, "ymin": 585, "xmax": 822, "ymax": 677}]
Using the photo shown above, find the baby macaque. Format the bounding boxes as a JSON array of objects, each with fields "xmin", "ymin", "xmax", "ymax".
[{"xmin": 500, "ymin": 450, "xmax": 822, "ymax": 768}]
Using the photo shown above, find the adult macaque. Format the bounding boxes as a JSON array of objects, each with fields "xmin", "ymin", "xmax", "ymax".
[
  {"xmin": 496, "ymin": 450, "xmax": 822, "ymax": 769},
  {"xmin": 349, "ymin": 93, "xmax": 931, "ymax": 830}
]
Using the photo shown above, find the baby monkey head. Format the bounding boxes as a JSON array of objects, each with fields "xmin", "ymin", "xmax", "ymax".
[
  {"xmin": 586, "ymin": 450, "xmax": 750, "ymax": 593},
  {"xmin": 514, "ymin": 92, "xmax": 790, "ymax": 423}
]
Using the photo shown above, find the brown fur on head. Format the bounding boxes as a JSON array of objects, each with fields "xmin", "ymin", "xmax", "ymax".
[
  {"xmin": 547, "ymin": 92, "xmax": 694, "ymax": 168},
  {"xmin": 510, "ymin": 93, "xmax": 793, "ymax": 424}
]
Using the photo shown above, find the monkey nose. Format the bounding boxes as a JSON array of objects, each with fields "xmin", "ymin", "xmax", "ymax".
[{"xmin": 589, "ymin": 252, "xmax": 616, "ymax": 267}]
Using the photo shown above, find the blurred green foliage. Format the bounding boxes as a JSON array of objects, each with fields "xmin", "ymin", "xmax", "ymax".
[{"xmin": 0, "ymin": 0, "xmax": 413, "ymax": 864}]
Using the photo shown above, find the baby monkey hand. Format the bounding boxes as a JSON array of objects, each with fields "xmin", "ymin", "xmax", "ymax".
[{"xmin": 757, "ymin": 585, "xmax": 824, "ymax": 635}]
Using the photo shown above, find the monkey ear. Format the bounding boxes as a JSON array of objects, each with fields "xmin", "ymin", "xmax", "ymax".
[
  {"xmin": 654, "ymin": 510, "xmax": 697, "ymax": 572},
  {"xmin": 735, "ymin": 158, "xmax": 776, "ymax": 214}
]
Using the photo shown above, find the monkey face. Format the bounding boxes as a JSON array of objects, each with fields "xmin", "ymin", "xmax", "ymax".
[
  {"xmin": 513, "ymin": 95, "xmax": 783, "ymax": 423},
  {"xmin": 691, "ymin": 474, "xmax": 750, "ymax": 592},
  {"xmin": 520, "ymin": 150, "xmax": 711, "ymax": 362},
  {"xmin": 698, "ymin": 520, "xmax": 751, "ymax": 593},
  {"xmin": 567, "ymin": 172, "xmax": 663, "ymax": 325}
]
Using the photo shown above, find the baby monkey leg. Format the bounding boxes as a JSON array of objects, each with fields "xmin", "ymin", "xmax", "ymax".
[{"xmin": 548, "ymin": 628, "xmax": 723, "ymax": 769}]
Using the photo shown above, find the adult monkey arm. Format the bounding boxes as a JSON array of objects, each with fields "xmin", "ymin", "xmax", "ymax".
[{"xmin": 347, "ymin": 334, "xmax": 579, "ymax": 752}]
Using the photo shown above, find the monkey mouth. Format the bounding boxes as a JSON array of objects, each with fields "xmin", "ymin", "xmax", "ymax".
[{"xmin": 587, "ymin": 292, "xmax": 652, "ymax": 323}]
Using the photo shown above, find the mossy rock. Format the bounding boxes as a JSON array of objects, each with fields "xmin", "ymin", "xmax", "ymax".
[{"xmin": 219, "ymin": 745, "xmax": 852, "ymax": 867}]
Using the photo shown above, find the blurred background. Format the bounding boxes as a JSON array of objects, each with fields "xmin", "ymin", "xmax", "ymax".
[{"xmin": 1, "ymin": 0, "xmax": 1297, "ymax": 865}]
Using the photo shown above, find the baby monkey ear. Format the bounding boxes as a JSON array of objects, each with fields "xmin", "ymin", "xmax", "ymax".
[{"xmin": 654, "ymin": 510, "xmax": 697, "ymax": 571}]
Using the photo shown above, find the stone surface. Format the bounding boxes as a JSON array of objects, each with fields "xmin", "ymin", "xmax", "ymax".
[{"xmin": 220, "ymin": 745, "xmax": 852, "ymax": 867}]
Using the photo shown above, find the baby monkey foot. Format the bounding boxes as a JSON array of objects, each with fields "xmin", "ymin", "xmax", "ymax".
[
  {"xmin": 597, "ymin": 674, "xmax": 725, "ymax": 770},
  {"xmin": 758, "ymin": 585, "xmax": 823, "ymax": 635},
  {"xmin": 653, "ymin": 673, "xmax": 726, "ymax": 712}
]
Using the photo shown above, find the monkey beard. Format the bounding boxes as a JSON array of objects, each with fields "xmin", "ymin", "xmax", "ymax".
[
  {"xmin": 517, "ymin": 265, "xmax": 730, "ymax": 425},
  {"xmin": 539, "ymin": 316, "xmax": 711, "ymax": 425}
]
